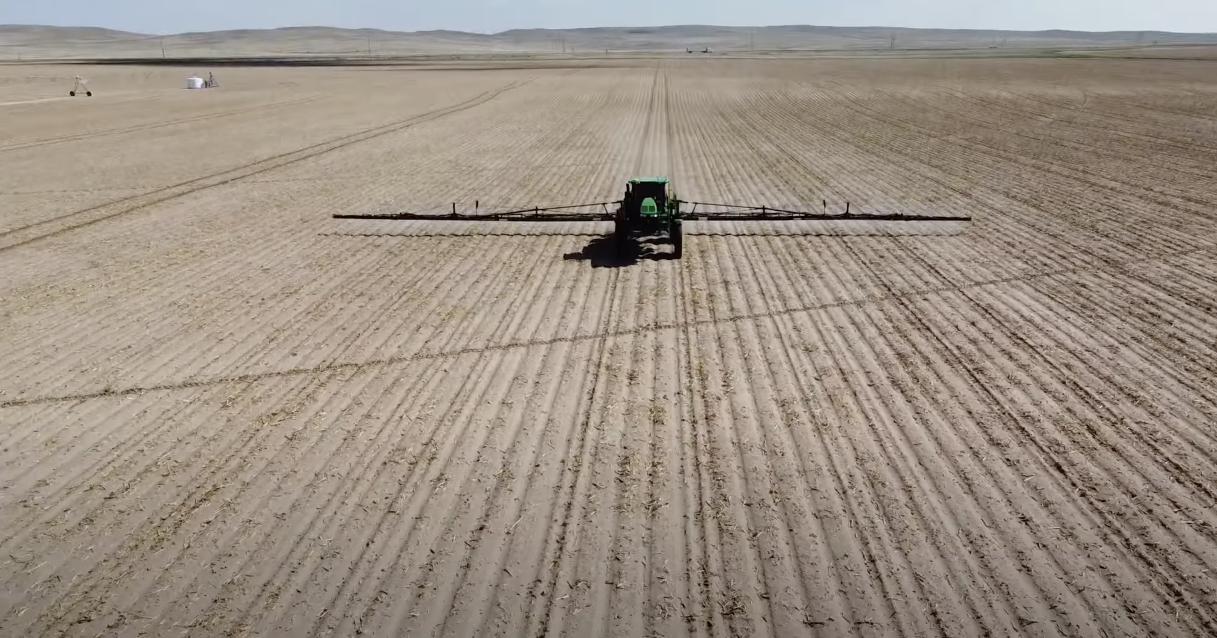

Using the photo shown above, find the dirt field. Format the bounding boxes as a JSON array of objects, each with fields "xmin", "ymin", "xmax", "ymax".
[{"xmin": 1, "ymin": 57, "xmax": 1216, "ymax": 637}]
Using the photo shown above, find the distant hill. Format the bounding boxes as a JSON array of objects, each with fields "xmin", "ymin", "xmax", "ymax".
[
  {"xmin": 0, "ymin": 24, "xmax": 149, "ymax": 44},
  {"xmin": 3, "ymin": 23, "xmax": 1217, "ymax": 59}
]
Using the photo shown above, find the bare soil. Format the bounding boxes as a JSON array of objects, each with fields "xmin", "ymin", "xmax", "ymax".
[{"xmin": 1, "ymin": 57, "xmax": 1216, "ymax": 637}]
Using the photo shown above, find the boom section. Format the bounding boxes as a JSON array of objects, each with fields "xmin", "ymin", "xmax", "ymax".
[
  {"xmin": 332, "ymin": 201, "xmax": 620, "ymax": 222},
  {"xmin": 679, "ymin": 201, "xmax": 972, "ymax": 222}
]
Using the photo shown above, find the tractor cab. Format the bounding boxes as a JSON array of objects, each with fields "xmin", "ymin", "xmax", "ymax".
[
  {"xmin": 613, "ymin": 176, "xmax": 682, "ymax": 256},
  {"xmin": 622, "ymin": 176, "xmax": 671, "ymax": 222}
]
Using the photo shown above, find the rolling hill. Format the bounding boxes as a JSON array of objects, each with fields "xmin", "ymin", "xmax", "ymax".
[{"xmin": 2, "ymin": 23, "xmax": 1217, "ymax": 59}]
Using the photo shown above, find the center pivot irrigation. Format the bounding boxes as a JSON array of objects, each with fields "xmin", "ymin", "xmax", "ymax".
[{"xmin": 333, "ymin": 176, "xmax": 973, "ymax": 258}]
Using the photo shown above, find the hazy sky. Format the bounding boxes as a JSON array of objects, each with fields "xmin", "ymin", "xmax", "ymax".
[{"xmin": 7, "ymin": 0, "xmax": 1217, "ymax": 35}]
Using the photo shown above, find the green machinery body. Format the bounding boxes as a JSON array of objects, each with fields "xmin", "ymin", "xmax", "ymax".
[{"xmin": 616, "ymin": 176, "xmax": 683, "ymax": 256}]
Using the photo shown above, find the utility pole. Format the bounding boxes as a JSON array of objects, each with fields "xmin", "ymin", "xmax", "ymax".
[{"xmin": 161, "ymin": 37, "xmax": 166, "ymax": 58}]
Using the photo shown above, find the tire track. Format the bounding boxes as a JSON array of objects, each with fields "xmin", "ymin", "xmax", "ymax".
[
  {"xmin": 845, "ymin": 245, "xmax": 1203, "ymax": 634},
  {"xmin": 898, "ymin": 88, "xmax": 1217, "ymax": 221},
  {"xmin": 834, "ymin": 243, "xmax": 1160, "ymax": 635},
  {"xmin": 0, "ymin": 94, "xmax": 322, "ymax": 153},
  {"xmin": 557, "ymin": 265, "xmax": 646, "ymax": 637},
  {"xmin": 752, "ymin": 80, "xmax": 1210, "ymax": 267},
  {"xmin": 93, "ymin": 88, "xmax": 587, "ymax": 401},
  {"xmin": 661, "ymin": 69, "xmax": 712, "ymax": 638},
  {"xmin": 305, "ymin": 239, "xmax": 574, "ymax": 637},
  {"xmin": 836, "ymin": 239, "xmax": 1131, "ymax": 635},
  {"xmin": 524, "ymin": 259, "xmax": 624, "ymax": 638},
  {"xmin": 460, "ymin": 259, "xmax": 604, "ymax": 638},
  {"xmin": 0, "ymin": 217, "xmax": 580, "ymax": 630},
  {"xmin": 531, "ymin": 63, "xmax": 657, "ymax": 638},
  {"xmin": 0, "ymin": 78, "xmax": 533, "ymax": 253},
  {"xmin": 5, "ymin": 242, "xmax": 1208, "ymax": 412},
  {"xmin": 4, "ymin": 60, "xmax": 1217, "ymax": 638},
  {"xmin": 185, "ymin": 236, "xmax": 567, "ymax": 636},
  {"xmin": 0, "ymin": 80, "xmax": 592, "ymax": 402},
  {"xmin": 697, "ymin": 79, "xmax": 1163, "ymax": 633},
  {"xmin": 772, "ymin": 82, "xmax": 1217, "ymax": 324},
  {"xmin": 16, "ymin": 373, "xmax": 337, "ymax": 634},
  {"xmin": 311, "ymin": 88, "xmax": 613, "ymax": 628},
  {"xmin": 707, "ymin": 237, "xmax": 832, "ymax": 635},
  {"xmin": 633, "ymin": 63, "xmax": 663, "ymax": 174},
  {"xmin": 808, "ymin": 82, "xmax": 1217, "ymax": 243},
  {"xmin": 746, "ymin": 234, "xmax": 992, "ymax": 635},
  {"xmin": 455, "ymin": 77, "xmax": 655, "ymax": 638},
  {"xmin": 765, "ymin": 237, "xmax": 941, "ymax": 634}
]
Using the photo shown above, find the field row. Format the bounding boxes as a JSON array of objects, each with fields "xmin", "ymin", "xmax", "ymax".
[
  {"xmin": 1, "ymin": 60, "xmax": 1215, "ymax": 637},
  {"xmin": 3, "ymin": 234, "xmax": 1215, "ymax": 635}
]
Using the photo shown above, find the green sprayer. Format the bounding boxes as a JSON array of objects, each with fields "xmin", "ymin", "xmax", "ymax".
[{"xmin": 334, "ymin": 176, "xmax": 972, "ymax": 259}]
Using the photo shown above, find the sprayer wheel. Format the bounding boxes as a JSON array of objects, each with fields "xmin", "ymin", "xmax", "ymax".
[
  {"xmin": 69, "ymin": 91, "xmax": 75, "ymax": 96},
  {"xmin": 86, "ymin": 91, "xmax": 92, "ymax": 96}
]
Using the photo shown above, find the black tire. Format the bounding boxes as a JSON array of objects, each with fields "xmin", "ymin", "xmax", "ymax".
[
  {"xmin": 86, "ymin": 91, "xmax": 92, "ymax": 96},
  {"xmin": 69, "ymin": 91, "xmax": 75, "ymax": 96},
  {"xmin": 671, "ymin": 219, "xmax": 683, "ymax": 259},
  {"xmin": 614, "ymin": 218, "xmax": 629, "ymax": 255}
]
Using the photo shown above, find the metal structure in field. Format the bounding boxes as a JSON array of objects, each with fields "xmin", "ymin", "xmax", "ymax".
[
  {"xmin": 333, "ymin": 176, "xmax": 973, "ymax": 259},
  {"xmin": 69, "ymin": 76, "xmax": 91, "ymax": 97}
]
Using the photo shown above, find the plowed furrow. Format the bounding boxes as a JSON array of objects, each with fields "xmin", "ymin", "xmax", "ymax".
[
  {"xmin": 899, "ymin": 284, "xmax": 1214, "ymax": 633},
  {"xmin": 0, "ymin": 79, "xmax": 531, "ymax": 253},
  {"xmin": 0, "ymin": 94, "xmax": 322, "ymax": 153},
  {"xmin": 239, "ymin": 237, "xmax": 569, "ymax": 634},
  {"xmin": 4, "ymin": 58, "xmax": 1217, "ymax": 638}
]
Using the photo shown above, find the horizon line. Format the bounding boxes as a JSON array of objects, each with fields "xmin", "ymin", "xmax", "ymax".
[{"xmin": 4, "ymin": 22, "xmax": 1217, "ymax": 39}]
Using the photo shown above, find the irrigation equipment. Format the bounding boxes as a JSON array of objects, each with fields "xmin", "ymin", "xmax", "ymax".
[{"xmin": 69, "ymin": 76, "xmax": 91, "ymax": 97}]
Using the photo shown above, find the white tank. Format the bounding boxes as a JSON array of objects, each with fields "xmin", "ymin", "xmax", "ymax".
[{"xmin": 186, "ymin": 76, "xmax": 205, "ymax": 89}]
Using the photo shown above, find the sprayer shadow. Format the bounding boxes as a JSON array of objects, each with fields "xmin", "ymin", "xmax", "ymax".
[{"xmin": 562, "ymin": 234, "xmax": 677, "ymax": 268}]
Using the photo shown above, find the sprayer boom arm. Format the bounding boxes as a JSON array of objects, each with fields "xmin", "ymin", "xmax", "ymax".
[
  {"xmin": 332, "ymin": 201, "xmax": 620, "ymax": 222},
  {"xmin": 679, "ymin": 201, "xmax": 971, "ymax": 222},
  {"xmin": 333, "ymin": 200, "xmax": 971, "ymax": 224}
]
